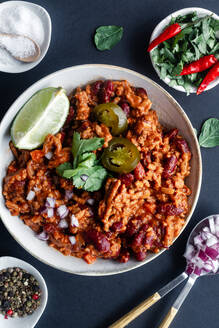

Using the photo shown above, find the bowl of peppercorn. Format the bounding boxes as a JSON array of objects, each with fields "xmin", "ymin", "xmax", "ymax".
[{"xmin": 0, "ymin": 256, "xmax": 48, "ymax": 328}]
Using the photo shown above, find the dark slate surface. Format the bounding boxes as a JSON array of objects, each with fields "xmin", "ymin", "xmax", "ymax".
[{"xmin": 0, "ymin": 0, "xmax": 218, "ymax": 327}]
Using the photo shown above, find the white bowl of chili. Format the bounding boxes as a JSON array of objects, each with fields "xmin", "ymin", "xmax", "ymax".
[
  {"xmin": 0, "ymin": 64, "xmax": 202, "ymax": 276},
  {"xmin": 149, "ymin": 7, "xmax": 219, "ymax": 94}
]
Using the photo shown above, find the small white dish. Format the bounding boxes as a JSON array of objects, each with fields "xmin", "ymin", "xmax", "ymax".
[
  {"xmin": 0, "ymin": 256, "xmax": 48, "ymax": 328},
  {"xmin": 0, "ymin": 64, "xmax": 202, "ymax": 276},
  {"xmin": 0, "ymin": 1, "xmax": 52, "ymax": 73},
  {"xmin": 149, "ymin": 7, "xmax": 219, "ymax": 93}
]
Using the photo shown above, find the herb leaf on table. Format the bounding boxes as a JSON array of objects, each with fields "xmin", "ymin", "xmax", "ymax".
[
  {"xmin": 94, "ymin": 25, "xmax": 123, "ymax": 51},
  {"xmin": 199, "ymin": 118, "xmax": 219, "ymax": 148}
]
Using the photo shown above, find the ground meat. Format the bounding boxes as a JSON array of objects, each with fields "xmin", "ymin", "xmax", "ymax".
[{"xmin": 3, "ymin": 80, "xmax": 191, "ymax": 264}]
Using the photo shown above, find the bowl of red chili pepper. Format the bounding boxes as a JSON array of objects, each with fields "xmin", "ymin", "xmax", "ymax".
[{"xmin": 148, "ymin": 8, "xmax": 219, "ymax": 95}]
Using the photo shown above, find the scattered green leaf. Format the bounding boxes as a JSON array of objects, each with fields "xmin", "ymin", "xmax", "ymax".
[
  {"xmin": 199, "ymin": 118, "xmax": 219, "ymax": 148},
  {"xmin": 94, "ymin": 25, "xmax": 123, "ymax": 51}
]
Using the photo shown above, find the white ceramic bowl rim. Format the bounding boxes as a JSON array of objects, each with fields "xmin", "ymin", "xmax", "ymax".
[
  {"xmin": 149, "ymin": 7, "xmax": 219, "ymax": 93},
  {"xmin": 0, "ymin": 64, "xmax": 202, "ymax": 276},
  {"xmin": 0, "ymin": 1, "xmax": 52, "ymax": 73}
]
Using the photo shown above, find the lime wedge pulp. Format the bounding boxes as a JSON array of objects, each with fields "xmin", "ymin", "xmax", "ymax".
[{"xmin": 11, "ymin": 87, "xmax": 69, "ymax": 149}]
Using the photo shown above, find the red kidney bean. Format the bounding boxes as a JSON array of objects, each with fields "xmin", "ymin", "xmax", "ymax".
[
  {"xmin": 132, "ymin": 230, "xmax": 145, "ymax": 247},
  {"xmin": 144, "ymin": 233, "xmax": 154, "ymax": 246},
  {"xmin": 126, "ymin": 217, "xmax": 142, "ymax": 237},
  {"xmin": 119, "ymin": 250, "xmax": 130, "ymax": 263},
  {"xmin": 120, "ymin": 173, "xmax": 134, "ymax": 187},
  {"xmin": 119, "ymin": 102, "xmax": 130, "ymax": 116},
  {"xmin": 135, "ymin": 87, "xmax": 147, "ymax": 97},
  {"xmin": 60, "ymin": 131, "xmax": 66, "ymax": 143},
  {"xmin": 100, "ymin": 80, "xmax": 113, "ymax": 103},
  {"xmin": 143, "ymin": 151, "xmax": 151, "ymax": 167},
  {"xmin": 65, "ymin": 106, "xmax": 74, "ymax": 124},
  {"xmin": 166, "ymin": 128, "xmax": 178, "ymax": 141},
  {"xmin": 135, "ymin": 251, "xmax": 147, "ymax": 261},
  {"xmin": 85, "ymin": 230, "xmax": 110, "ymax": 253},
  {"xmin": 91, "ymin": 80, "xmax": 103, "ymax": 95},
  {"xmin": 134, "ymin": 162, "xmax": 145, "ymax": 180},
  {"xmin": 175, "ymin": 139, "xmax": 190, "ymax": 153},
  {"xmin": 163, "ymin": 155, "xmax": 177, "ymax": 179},
  {"xmin": 111, "ymin": 221, "xmax": 123, "ymax": 232},
  {"xmin": 159, "ymin": 203, "xmax": 184, "ymax": 216},
  {"xmin": 44, "ymin": 223, "xmax": 56, "ymax": 233}
]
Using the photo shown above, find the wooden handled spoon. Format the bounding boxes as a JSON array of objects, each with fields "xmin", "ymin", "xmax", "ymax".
[{"xmin": 0, "ymin": 32, "xmax": 41, "ymax": 63}]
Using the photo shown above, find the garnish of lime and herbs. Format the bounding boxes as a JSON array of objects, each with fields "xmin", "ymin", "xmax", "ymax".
[
  {"xmin": 11, "ymin": 87, "xmax": 69, "ymax": 149},
  {"xmin": 56, "ymin": 132, "xmax": 108, "ymax": 192},
  {"xmin": 94, "ymin": 25, "xmax": 123, "ymax": 51},
  {"xmin": 151, "ymin": 12, "xmax": 219, "ymax": 94}
]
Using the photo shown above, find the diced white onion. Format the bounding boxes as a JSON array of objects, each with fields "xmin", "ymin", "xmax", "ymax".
[
  {"xmin": 69, "ymin": 236, "xmax": 76, "ymax": 245},
  {"xmin": 86, "ymin": 198, "xmax": 95, "ymax": 206},
  {"xmin": 65, "ymin": 190, "xmax": 73, "ymax": 200},
  {"xmin": 58, "ymin": 219, "xmax": 68, "ymax": 229},
  {"xmin": 26, "ymin": 190, "xmax": 35, "ymax": 201},
  {"xmin": 71, "ymin": 214, "xmax": 79, "ymax": 227},
  {"xmin": 46, "ymin": 197, "xmax": 56, "ymax": 208},
  {"xmin": 80, "ymin": 174, "xmax": 88, "ymax": 182},
  {"xmin": 34, "ymin": 187, "xmax": 40, "ymax": 192},
  {"xmin": 57, "ymin": 205, "xmax": 69, "ymax": 218},
  {"xmin": 45, "ymin": 151, "xmax": 53, "ymax": 160},
  {"xmin": 47, "ymin": 208, "xmax": 54, "ymax": 218},
  {"xmin": 37, "ymin": 231, "xmax": 49, "ymax": 241},
  {"xmin": 209, "ymin": 217, "xmax": 216, "ymax": 235}
]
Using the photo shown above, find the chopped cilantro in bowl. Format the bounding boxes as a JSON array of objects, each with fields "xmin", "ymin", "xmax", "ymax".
[{"xmin": 150, "ymin": 9, "xmax": 219, "ymax": 94}]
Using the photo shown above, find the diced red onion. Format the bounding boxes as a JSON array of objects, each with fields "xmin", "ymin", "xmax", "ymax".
[
  {"xmin": 65, "ymin": 190, "xmax": 73, "ymax": 200},
  {"xmin": 209, "ymin": 217, "xmax": 216, "ymax": 235},
  {"xmin": 45, "ymin": 151, "xmax": 53, "ymax": 160},
  {"xmin": 58, "ymin": 219, "xmax": 68, "ymax": 229},
  {"xmin": 57, "ymin": 205, "xmax": 69, "ymax": 218},
  {"xmin": 80, "ymin": 174, "xmax": 88, "ymax": 182},
  {"xmin": 69, "ymin": 236, "xmax": 76, "ymax": 245},
  {"xmin": 46, "ymin": 197, "xmax": 56, "ymax": 208},
  {"xmin": 26, "ymin": 190, "xmax": 35, "ymax": 201},
  {"xmin": 205, "ymin": 246, "xmax": 218, "ymax": 260},
  {"xmin": 184, "ymin": 215, "xmax": 219, "ymax": 276},
  {"xmin": 37, "ymin": 231, "xmax": 49, "ymax": 241},
  {"xmin": 71, "ymin": 214, "xmax": 79, "ymax": 227},
  {"xmin": 47, "ymin": 208, "xmax": 54, "ymax": 218},
  {"xmin": 86, "ymin": 198, "xmax": 95, "ymax": 206}
]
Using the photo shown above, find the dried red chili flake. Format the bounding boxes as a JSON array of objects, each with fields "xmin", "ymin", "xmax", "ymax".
[
  {"xmin": 4, "ymin": 314, "xmax": 8, "ymax": 319},
  {"xmin": 6, "ymin": 309, "xmax": 13, "ymax": 316},
  {"xmin": 32, "ymin": 294, "xmax": 39, "ymax": 300}
]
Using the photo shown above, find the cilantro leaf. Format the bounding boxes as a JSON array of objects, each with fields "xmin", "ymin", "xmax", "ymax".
[
  {"xmin": 56, "ymin": 132, "xmax": 107, "ymax": 191},
  {"xmin": 72, "ymin": 132, "xmax": 104, "ymax": 168},
  {"xmin": 56, "ymin": 162, "xmax": 72, "ymax": 176}
]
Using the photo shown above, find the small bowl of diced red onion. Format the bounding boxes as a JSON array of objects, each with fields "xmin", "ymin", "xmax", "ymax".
[
  {"xmin": 184, "ymin": 214, "xmax": 219, "ymax": 276},
  {"xmin": 149, "ymin": 7, "xmax": 219, "ymax": 94}
]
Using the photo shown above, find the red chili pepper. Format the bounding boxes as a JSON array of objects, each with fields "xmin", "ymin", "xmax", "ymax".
[
  {"xmin": 147, "ymin": 15, "xmax": 211, "ymax": 52},
  {"xmin": 197, "ymin": 61, "xmax": 219, "ymax": 95},
  {"xmin": 147, "ymin": 23, "xmax": 181, "ymax": 52},
  {"xmin": 180, "ymin": 55, "xmax": 218, "ymax": 75}
]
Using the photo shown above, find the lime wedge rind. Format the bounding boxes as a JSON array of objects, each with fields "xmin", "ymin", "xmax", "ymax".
[{"xmin": 11, "ymin": 87, "xmax": 69, "ymax": 150}]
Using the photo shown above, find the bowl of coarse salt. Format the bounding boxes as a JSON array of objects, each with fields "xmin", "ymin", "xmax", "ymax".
[{"xmin": 0, "ymin": 1, "xmax": 51, "ymax": 73}]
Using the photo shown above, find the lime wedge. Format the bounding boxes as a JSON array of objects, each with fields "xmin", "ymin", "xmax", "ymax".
[{"xmin": 11, "ymin": 87, "xmax": 69, "ymax": 149}]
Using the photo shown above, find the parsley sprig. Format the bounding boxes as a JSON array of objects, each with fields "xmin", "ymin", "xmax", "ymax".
[{"xmin": 56, "ymin": 132, "xmax": 107, "ymax": 191}]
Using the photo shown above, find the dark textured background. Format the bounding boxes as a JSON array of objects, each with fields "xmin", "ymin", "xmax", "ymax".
[{"xmin": 0, "ymin": 0, "xmax": 219, "ymax": 327}]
